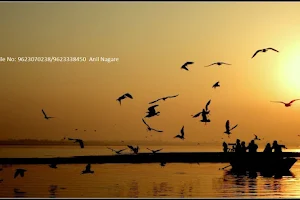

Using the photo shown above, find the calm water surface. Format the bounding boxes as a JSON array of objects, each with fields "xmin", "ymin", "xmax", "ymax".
[{"xmin": 1, "ymin": 145, "xmax": 300, "ymax": 198}]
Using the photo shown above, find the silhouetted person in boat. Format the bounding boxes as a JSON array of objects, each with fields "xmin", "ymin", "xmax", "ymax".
[
  {"xmin": 241, "ymin": 141, "xmax": 247, "ymax": 153},
  {"xmin": 272, "ymin": 140, "xmax": 287, "ymax": 153},
  {"xmin": 222, "ymin": 142, "xmax": 228, "ymax": 153},
  {"xmin": 263, "ymin": 143, "xmax": 272, "ymax": 153},
  {"xmin": 247, "ymin": 140, "xmax": 258, "ymax": 153},
  {"xmin": 234, "ymin": 139, "xmax": 241, "ymax": 153},
  {"xmin": 271, "ymin": 140, "xmax": 288, "ymax": 168}
]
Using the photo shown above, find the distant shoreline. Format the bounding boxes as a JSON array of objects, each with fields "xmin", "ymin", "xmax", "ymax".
[{"xmin": 0, "ymin": 139, "xmax": 212, "ymax": 146}]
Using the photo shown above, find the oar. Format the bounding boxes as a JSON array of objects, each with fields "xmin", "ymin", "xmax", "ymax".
[{"xmin": 219, "ymin": 164, "xmax": 231, "ymax": 170}]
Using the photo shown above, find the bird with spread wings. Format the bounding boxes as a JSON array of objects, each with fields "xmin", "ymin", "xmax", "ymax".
[
  {"xmin": 251, "ymin": 48, "xmax": 279, "ymax": 58},
  {"xmin": 149, "ymin": 94, "xmax": 179, "ymax": 104},
  {"xmin": 181, "ymin": 61, "xmax": 194, "ymax": 71}
]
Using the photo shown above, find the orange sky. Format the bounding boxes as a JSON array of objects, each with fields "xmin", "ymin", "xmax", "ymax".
[{"xmin": 1, "ymin": 2, "xmax": 300, "ymax": 146}]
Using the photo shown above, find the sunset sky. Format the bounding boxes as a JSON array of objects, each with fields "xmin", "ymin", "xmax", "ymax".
[{"xmin": 1, "ymin": 2, "xmax": 300, "ymax": 145}]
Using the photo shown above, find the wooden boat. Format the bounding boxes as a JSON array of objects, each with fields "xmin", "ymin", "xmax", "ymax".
[{"xmin": 230, "ymin": 156, "xmax": 297, "ymax": 174}]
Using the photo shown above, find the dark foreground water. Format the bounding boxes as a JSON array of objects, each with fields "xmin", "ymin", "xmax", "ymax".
[
  {"xmin": 1, "ymin": 145, "xmax": 300, "ymax": 198},
  {"xmin": 1, "ymin": 162, "xmax": 300, "ymax": 198}
]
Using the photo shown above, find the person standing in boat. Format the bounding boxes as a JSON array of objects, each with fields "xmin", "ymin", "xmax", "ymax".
[
  {"xmin": 272, "ymin": 140, "xmax": 287, "ymax": 153},
  {"xmin": 234, "ymin": 139, "xmax": 242, "ymax": 153},
  {"xmin": 247, "ymin": 140, "xmax": 258, "ymax": 153},
  {"xmin": 241, "ymin": 141, "xmax": 247, "ymax": 153},
  {"xmin": 222, "ymin": 142, "xmax": 228, "ymax": 153},
  {"xmin": 263, "ymin": 143, "xmax": 272, "ymax": 153}
]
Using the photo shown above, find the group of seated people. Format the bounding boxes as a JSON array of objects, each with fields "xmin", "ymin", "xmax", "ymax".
[{"xmin": 222, "ymin": 139, "xmax": 287, "ymax": 153}]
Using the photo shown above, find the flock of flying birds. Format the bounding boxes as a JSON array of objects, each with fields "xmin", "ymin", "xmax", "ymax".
[{"xmin": 3, "ymin": 47, "xmax": 300, "ymax": 183}]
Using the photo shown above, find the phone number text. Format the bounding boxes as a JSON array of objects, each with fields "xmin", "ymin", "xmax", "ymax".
[{"xmin": 17, "ymin": 57, "xmax": 87, "ymax": 63}]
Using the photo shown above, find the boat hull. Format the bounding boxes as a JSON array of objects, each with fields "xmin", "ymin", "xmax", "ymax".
[{"xmin": 230, "ymin": 156, "xmax": 297, "ymax": 174}]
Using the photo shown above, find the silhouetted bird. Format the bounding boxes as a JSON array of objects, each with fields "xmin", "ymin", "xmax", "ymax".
[
  {"xmin": 271, "ymin": 99, "xmax": 300, "ymax": 107},
  {"xmin": 160, "ymin": 161, "xmax": 166, "ymax": 167},
  {"xmin": 200, "ymin": 109, "xmax": 210, "ymax": 125},
  {"xmin": 251, "ymin": 48, "xmax": 279, "ymax": 58},
  {"xmin": 107, "ymin": 147, "xmax": 127, "ymax": 155},
  {"xmin": 174, "ymin": 126, "xmax": 185, "ymax": 140},
  {"xmin": 224, "ymin": 120, "xmax": 238, "ymax": 138},
  {"xmin": 42, "ymin": 109, "xmax": 55, "ymax": 120},
  {"xmin": 191, "ymin": 101, "xmax": 211, "ymax": 118},
  {"xmin": 49, "ymin": 164, "xmax": 57, "ymax": 169},
  {"xmin": 75, "ymin": 129, "xmax": 78, "ymax": 131},
  {"xmin": 205, "ymin": 62, "xmax": 231, "ymax": 67},
  {"xmin": 81, "ymin": 163, "xmax": 94, "ymax": 174},
  {"xmin": 254, "ymin": 134, "xmax": 263, "ymax": 141},
  {"xmin": 181, "ymin": 62, "xmax": 194, "ymax": 71},
  {"xmin": 205, "ymin": 99, "xmax": 211, "ymax": 115},
  {"xmin": 127, "ymin": 145, "xmax": 139, "ymax": 154},
  {"xmin": 145, "ymin": 105, "xmax": 160, "ymax": 118},
  {"xmin": 14, "ymin": 169, "xmax": 27, "ymax": 178},
  {"xmin": 116, "ymin": 93, "xmax": 133, "ymax": 105},
  {"xmin": 149, "ymin": 94, "xmax": 179, "ymax": 104},
  {"xmin": 191, "ymin": 111, "xmax": 202, "ymax": 118},
  {"xmin": 146, "ymin": 148, "xmax": 163, "ymax": 154},
  {"xmin": 142, "ymin": 119, "xmax": 163, "ymax": 132},
  {"xmin": 68, "ymin": 138, "xmax": 84, "ymax": 148},
  {"xmin": 0, "ymin": 168, "xmax": 2, "ymax": 171},
  {"xmin": 0, "ymin": 179, "xmax": 3, "ymax": 183},
  {"xmin": 212, "ymin": 81, "xmax": 220, "ymax": 89}
]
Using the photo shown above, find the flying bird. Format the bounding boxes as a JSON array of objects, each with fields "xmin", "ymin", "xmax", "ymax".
[
  {"xmin": 205, "ymin": 62, "xmax": 231, "ymax": 67},
  {"xmin": 42, "ymin": 109, "xmax": 55, "ymax": 120},
  {"xmin": 251, "ymin": 48, "xmax": 279, "ymax": 59},
  {"xmin": 270, "ymin": 99, "xmax": 300, "ymax": 107},
  {"xmin": 49, "ymin": 164, "xmax": 58, "ymax": 169},
  {"xmin": 191, "ymin": 101, "xmax": 211, "ymax": 118},
  {"xmin": 149, "ymin": 94, "xmax": 179, "ymax": 104},
  {"xmin": 174, "ymin": 126, "xmax": 185, "ymax": 140},
  {"xmin": 254, "ymin": 134, "xmax": 263, "ymax": 141},
  {"xmin": 14, "ymin": 169, "xmax": 27, "ymax": 179},
  {"xmin": 191, "ymin": 111, "xmax": 202, "ymax": 118},
  {"xmin": 107, "ymin": 147, "xmax": 127, "ymax": 155},
  {"xmin": 116, "ymin": 93, "xmax": 133, "ymax": 105},
  {"xmin": 212, "ymin": 81, "xmax": 220, "ymax": 89},
  {"xmin": 146, "ymin": 148, "xmax": 163, "ymax": 154},
  {"xmin": 205, "ymin": 99, "xmax": 211, "ymax": 115},
  {"xmin": 142, "ymin": 119, "xmax": 163, "ymax": 132},
  {"xmin": 224, "ymin": 120, "xmax": 238, "ymax": 138},
  {"xmin": 145, "ymin": 105, "xmax": 160, "ymax": 118},
  {"xmin": 200, "ymin": 109, "xmax": 210, "ymax": 125},
  {"xmin": 127, "ymin": 145, "xmax": 139, "ymax": 154},
  {"xmin": 0, "ymin": 179, "xmax": 3, "ymax": 183},
  {"xmin": 81, "ymin": 163, "xmax": 94, "ymax": 174},
  {"xmin": 181, "ymin": 61, "xmax": 194, "ymax": 71},
  {"xmin": 68, "ymin": 138, "xmax": 84, "ymax": 148}
]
